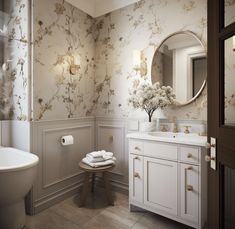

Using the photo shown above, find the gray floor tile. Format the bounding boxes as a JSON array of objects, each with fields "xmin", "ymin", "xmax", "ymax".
[
  {"xmin": 25, "ymin": 190, "xmax": 193, "ymax": 229},
  {"xmin": 26, "ymin": 209, "xmax": 82, "ymax": 229}
]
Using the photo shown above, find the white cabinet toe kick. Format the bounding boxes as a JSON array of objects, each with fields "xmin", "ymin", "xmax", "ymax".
[{"xmin": 128, "ymin": 138, "xmax": 207, "ymax": 229}]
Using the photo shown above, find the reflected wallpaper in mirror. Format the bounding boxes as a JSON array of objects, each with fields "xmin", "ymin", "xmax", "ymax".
[
  {"xmin": 151, "ymin": 32, "xmax": 207, "ymax": 105},
  {"xmin": 224, "ymin": 36, "xmax": 235, "ymax": 126},
  {"xmin": 225, "ymin": 0, "xmax": 235, "ymax": 27}
]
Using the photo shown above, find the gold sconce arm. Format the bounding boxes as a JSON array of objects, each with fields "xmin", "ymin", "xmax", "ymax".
[{"xmin": 133, "ymin": 50, "xmax": 147, "ymax": 77}]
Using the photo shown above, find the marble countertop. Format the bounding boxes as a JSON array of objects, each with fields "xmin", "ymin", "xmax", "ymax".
[{"xmin": 126, "ymin": 132, "xmax": 207, "ymax": 147}]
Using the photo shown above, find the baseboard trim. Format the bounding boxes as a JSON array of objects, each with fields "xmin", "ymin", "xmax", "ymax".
[{"xmin": 33, "ymin": 181, "xmax": 83, "ymax": 215}]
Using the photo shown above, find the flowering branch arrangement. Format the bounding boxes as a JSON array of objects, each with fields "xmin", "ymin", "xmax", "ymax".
[{"xmin": 128, "ymin": 82, "xmax": 175, "ymax": 122}]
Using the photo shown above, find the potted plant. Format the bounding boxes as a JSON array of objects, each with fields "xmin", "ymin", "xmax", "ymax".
[{"xmin": 128, "ymin": 82, "xmax": 175, "ymax": 132}]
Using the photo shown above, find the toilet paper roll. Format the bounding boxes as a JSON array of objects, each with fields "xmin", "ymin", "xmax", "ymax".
[{"xmin": 61, "ymin": 135, "xmax": 74, "ymax": 146}]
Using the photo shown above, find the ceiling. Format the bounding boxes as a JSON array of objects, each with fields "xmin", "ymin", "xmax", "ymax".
[{"xmin": 65, "ymin": 0, "xmax": 140, "ymax": 18}]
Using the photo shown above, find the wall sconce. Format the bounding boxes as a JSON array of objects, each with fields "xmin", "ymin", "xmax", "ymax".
[
  {"xmin": 69, "ymin": 55, "xmax": 80, "ymax": 75},
  {"xmin": 133, "ymin": 50, "xmax": 147, "ymax": 77},
  {"xmin": 233, "ymin": 35, "xmax": 235, "ymax": 52}
]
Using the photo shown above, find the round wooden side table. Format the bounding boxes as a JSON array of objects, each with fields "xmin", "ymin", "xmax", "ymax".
[{"xmin": 78, "ymin": 161, "xmax": 115, "ymax": 207}]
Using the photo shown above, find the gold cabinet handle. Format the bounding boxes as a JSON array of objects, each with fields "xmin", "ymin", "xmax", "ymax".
[
  {"xmin": 187, "ymin": 185, "xmax": 193, "ymax": 191},
  {"xmin": 184, "ymin": 126, "xmax": 191, "ymax": 134},
  {"xmin": 187, "ymin": 166, "xmax": 193, "ymax": 170},
  {"xmin": 134, "ymin": 146, "xmax": 140, "ymax": 151},
  {"xmin": 134, "ymin": 156, "xmax": 139, "ymax": 160},
  {"xmin": 134, "ymin": 172, "xmax": 140, "ymax": 178},
  {"xmin": 187, "ymin": 153, "xmax": 192, "ymax": 158}
]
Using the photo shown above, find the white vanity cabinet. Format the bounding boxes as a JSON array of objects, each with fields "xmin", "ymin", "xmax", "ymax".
[
  {"xmin": 128, "ymin": 137, "xmax": 207, "ymax": 229},
  {"xmin": 144, "ymin": 156, "xmax": 178, "ymax": 215},
  {"xmin": 129, "ymin": 154, "xmax": 144, "ymax": 203}
]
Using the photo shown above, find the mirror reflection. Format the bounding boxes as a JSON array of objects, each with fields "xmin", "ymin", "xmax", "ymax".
[
  {"xmin": 224, "ymin": 36, "xmax": 235, "ymax": 126},
  {"xmin": 224, "ymin": 0, "xmax": 235, "ymax": 27},
  {"xmin": 151, "ymin": 32, "xmax": 207, "ymax": 105}
]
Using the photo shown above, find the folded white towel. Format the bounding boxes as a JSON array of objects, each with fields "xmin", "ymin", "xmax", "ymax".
[
  {"xmin": 87, "ymin": 150, "xmax": 106, "ymax": 158},
  {"xmin": 86, "ymin": 155, "xmax": 116, "ymax": 163},
  {"xmin": 86, "ymin": 154, "xmax": 114, "ymax": 163},
  {"xmin": 82, "ymin": 157, "xmax": 115, "ymax": 168},
  {"xmin": 86, "ymin": 151, "xmax": 114, "ymax": 159},
  {"xmin": 103, "ymin": 152, "xmax": 113, "ymax": 159}
]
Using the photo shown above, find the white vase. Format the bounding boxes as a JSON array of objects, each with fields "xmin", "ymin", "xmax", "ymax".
[{"xmin": 139, "ymin": 120, "xmax": 156, "ymax": 132}]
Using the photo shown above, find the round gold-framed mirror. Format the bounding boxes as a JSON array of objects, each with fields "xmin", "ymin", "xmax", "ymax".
[{"xmin": 151, "ymin": 31, "xmax": 207, "ymax": 106}]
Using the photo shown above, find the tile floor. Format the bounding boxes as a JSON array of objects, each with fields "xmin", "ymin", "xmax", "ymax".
[{"xmin": 25, "ymin": 189, "xmax": 192, "ymax": 229}]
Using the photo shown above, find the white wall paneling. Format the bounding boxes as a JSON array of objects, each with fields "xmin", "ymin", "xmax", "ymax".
[
  {"xmin": 96, "ymin": 117, "xmax": 128, "ymax": 192},
  {"xmin": 31, "ymin": 117, "xmax": 95, "ymax": 213},
  {"xmin": 28, "ymin": 116, "xmax": 130, "ymax": 213}
]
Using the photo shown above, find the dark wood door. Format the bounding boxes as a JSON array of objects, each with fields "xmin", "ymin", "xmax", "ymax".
[{"xmin": 208, "ymin": 0, "xmax": 235, "ymax": 228}]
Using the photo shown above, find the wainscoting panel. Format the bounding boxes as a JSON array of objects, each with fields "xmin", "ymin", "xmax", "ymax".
[
  {"xmin": 96, "ymin": 117, "xmax": 128, "ymax": 192},
  {"xmin": 32, "ymin": 117, "xmax": 95, "ymax": 213},
  {"xmin": 42, "ymin": 125, "xmax": 93, "ymax": 188}
]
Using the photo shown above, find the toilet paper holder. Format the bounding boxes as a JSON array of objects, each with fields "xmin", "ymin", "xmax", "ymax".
[{"xmin": 61, "ymin": 135, "xmax": 74, "ymax": 146}]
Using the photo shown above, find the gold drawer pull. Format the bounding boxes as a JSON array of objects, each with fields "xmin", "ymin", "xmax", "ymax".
[
  {"xmin": 134, "ymin": 156, "xmax": 140, "ymax": 160},
  {"xmin": 187, "ymin": 166, "xmax": 193, "ymax": 170},
  {"xmin": 187, "ymin": 153, "xmax": 192, "ymax": 158},
  {"xmin": 187, "ymin": 185, "xmax": 193, "ymax": 191},
  {"xmin": 134, "ymin": 146, "xmax": 140, "ymax": 151},
  {"xmin": 134, "ymin": 172, "xmax": 140, "ymax": 178}
]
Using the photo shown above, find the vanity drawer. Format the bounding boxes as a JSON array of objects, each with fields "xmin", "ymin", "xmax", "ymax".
[
  {"xmin": 144, "ymin": 141, "xmax": 178, "ymax": 160},
  {"xmin": 180, "ymin": 146, "xmax": 200, "ymax": 164},
  {"xmin": 129, "ymin": 154, "xmax": 144, "ymax": 203},
  {"xmin": 129, "ymin": 139, "xmax": 144, "ymax": 155}
]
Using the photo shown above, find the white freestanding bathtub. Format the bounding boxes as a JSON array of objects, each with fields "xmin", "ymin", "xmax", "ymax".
[{"xmin": 0, "ymin": 147, "xmax": 39, "ymax": 229}]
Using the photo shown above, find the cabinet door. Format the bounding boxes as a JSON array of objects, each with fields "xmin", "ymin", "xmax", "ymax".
[
  {"xmin": 129, "ymin": 154, "xmax": 143, "ymax": 203},
  {"xmin": 180, "ymin": 163, "xmax": 199, "ymax": 224},
  {"xmin": 144, "ymin": 157, "xmax": 178, "ymax": 215}
]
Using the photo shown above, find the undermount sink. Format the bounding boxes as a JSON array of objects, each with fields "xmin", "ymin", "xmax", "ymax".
[
  {"xmin": 148, "ymin": 132, "xmax": 200, "ymax": 139},
  {"xmin": 126, "ymin": 131, "xmax": 207, "ymax": 147}
]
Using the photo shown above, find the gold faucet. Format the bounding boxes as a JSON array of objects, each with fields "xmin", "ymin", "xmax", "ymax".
[{"xmin": 184, "ymin": 126, "xmax": 191, "ymax": 134}]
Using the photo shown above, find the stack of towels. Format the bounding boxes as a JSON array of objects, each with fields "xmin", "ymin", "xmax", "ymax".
[{"xmin": 82, "ymin": 150, "xmax": 116, "ymax": 168}]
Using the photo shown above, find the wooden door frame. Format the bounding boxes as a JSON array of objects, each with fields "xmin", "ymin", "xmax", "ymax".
[
  {"xmin": 208, "ymin": 0, "xmax": 220, "ymax": 227},
  {"xmin": 208, "ymin": 0, "xmax": 235, "ymax": 228}
]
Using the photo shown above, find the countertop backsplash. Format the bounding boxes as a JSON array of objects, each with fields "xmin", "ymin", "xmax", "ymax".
[{"xmin": 127, "ymin": 118, "xmax": 207, "ymax": 136}]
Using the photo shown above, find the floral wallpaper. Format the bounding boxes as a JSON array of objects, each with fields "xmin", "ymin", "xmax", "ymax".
[
  {"xmin": 225, "ymin": 0, "xmax": 235, "ymax": 26},
  {"xmin": 94, "ymin": 0, "xmax": 208, "ymax": 121},
  {"xmin": 1, "ymin": 0, "xmax": 211, "ymax": 122},
  {"xmin": 224, "ymin": 0, "xmax": 235, "ymax": 125},
  {"xmin": 32, "ymin": 0, "xmax": 95, "ymax": 121},
  {"xmin": 0, "ymin": 0, "xmax": 29, "ymax": 120},
  {"xmin": 224, "ymin": 36, "xmax": 235, "ymax": 125}
]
